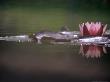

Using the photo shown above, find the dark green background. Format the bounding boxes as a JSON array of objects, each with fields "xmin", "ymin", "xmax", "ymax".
[{"xmin": 0, "ymin": 0, "xmax": 110, "ymax": 34}]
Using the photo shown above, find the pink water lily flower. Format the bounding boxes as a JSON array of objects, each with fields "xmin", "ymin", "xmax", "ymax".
[{"xmin": 79, "ymin": 22, "xmax": 107, "ymax": 36}]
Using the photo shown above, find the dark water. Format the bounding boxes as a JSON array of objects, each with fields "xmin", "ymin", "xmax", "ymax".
[{"xmin": 0, "ymin": 41, "xmax": 110, "ymax": 81}]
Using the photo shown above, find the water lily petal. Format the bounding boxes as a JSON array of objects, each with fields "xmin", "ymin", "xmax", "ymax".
[{"xmin": 79, "ymin": 22, "xmax": 107, "ymax": 36}]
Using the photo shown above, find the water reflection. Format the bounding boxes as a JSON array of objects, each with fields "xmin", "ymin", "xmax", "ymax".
[
  {"xmin": 0, "ymin": 41, "xmax": 110, "ymax": 81},
  {"xmin": 0, "ymin": 33, "xmax": 110, "ymax": 81},
  {"xmin": 79, "ymin": 45, "xmax": 107, "ymax": 58},
  {"xmin": 0, "ymin": 34, "xmax": 109, "ymax": 59}
]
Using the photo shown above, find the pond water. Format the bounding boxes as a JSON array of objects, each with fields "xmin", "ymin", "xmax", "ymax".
[{"xmin": 0, "ymin": 41, "xmax": 110, "ymax": 81}]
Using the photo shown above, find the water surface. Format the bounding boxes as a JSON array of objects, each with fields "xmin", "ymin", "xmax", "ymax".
[{"xmin": 0, "ymin": 41, "xmax": 110, "ymax": 81}]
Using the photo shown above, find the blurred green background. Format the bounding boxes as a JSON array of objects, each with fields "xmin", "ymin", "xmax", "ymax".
[{"xmin": 0, "ymin": 0, "xmax": 110, "ymax": 35}]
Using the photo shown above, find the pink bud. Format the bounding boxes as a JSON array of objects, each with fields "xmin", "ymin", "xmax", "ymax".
[{"xmin": 79, "ymin": 22, "xmax": 107, "ymax": 36}]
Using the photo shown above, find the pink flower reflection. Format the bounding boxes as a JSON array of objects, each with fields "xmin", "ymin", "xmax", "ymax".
[
  {"xmin": 79, "ymin": 45, "xmax": 106, "ymax": 58},
  {"xmin": 79, "ymin": 22, "xmax": 107, "ymax": 36}
]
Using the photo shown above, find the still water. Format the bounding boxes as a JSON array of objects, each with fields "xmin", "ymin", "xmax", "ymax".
[{"xmin": 0, "ymin": 41, "xmax": 110, "ymax": 81}]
